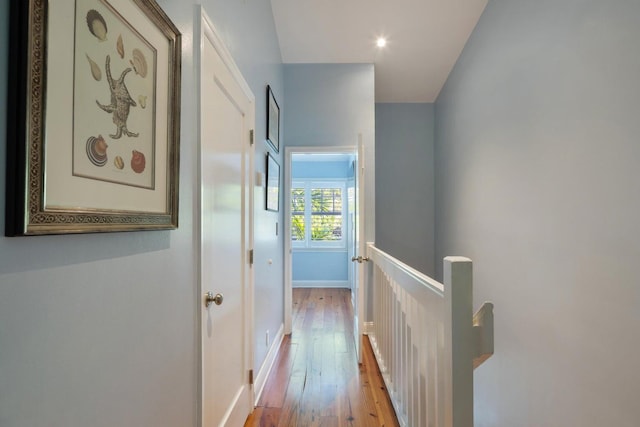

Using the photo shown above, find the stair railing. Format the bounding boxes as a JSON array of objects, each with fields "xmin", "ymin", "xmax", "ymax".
[{"xmin": 366, "ymin": 243, "xmax": 493, "ymax": 427}]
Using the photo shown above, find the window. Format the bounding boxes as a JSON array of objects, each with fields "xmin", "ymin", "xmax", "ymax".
[
  {"xmin": 311, "ymin": 188, "xmax": 342, "ymax": 242},
  {"xmin": 291, "ymin": 188, "xmax": 305, "ymax": 241},
  {"xmin": 291, "ymin": 181, "xmax": 346, "ymax": 248}
]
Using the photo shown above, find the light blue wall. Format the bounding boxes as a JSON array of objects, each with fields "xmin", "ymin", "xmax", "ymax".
[
  {"xmin": 292, "ymin": 160, "xmax": 351, "ymax": 179},
  {"xmin": 435, "ymin": 0, "xmax": 640, "ymax": 425},
  {"xmin": 0, "ymin": 1, "xmax": 283, "ymax": 426},
  {"xmin": 284, "ymin": 64, "xmax": 375, "ymax": 150},
  {"xmin": 292, "ymin": 251, "xmax": 348, "ymax": 282},
  {"xmin": 376, "ymin": 103, "xmax": 435, "ymax": 276}
]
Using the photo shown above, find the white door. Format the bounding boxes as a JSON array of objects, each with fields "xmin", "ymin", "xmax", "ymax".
[
  {"xmin": 199, "ymin": 10, "xmax": 254, "ymax": 427},
  {"xmin": 351, "ymin": 135, "xmax": 366, "ymax": 363}
]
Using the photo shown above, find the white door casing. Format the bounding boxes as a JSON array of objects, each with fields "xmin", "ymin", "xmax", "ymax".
[
  {"xmin": 283, "ymin": 148, "xmax": 293, "ymax": 335},
  {"xmin": 353, "ymin": 135, "xmax": 366, "ymax": 363},
  {"xmin": 198, "ymin": 8, "xmax": 255, "ymax": 427}
]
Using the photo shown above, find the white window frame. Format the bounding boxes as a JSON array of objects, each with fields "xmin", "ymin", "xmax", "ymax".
[{"xmin": 291, "ymin": 179, "xmax": 347, "ymax": 249}]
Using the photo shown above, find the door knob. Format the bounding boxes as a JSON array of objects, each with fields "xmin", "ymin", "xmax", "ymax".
[
  {"xmin": 205, "ymin": 292, "xmax": 224, "ymax": 307},
  {"xmin": 351, "ymin": 256, "xmax": 370, "ymax": 263}
]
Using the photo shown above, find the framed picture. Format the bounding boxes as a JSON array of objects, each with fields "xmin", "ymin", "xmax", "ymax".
[
  {"xmin": 266, "ymin": 85, "xmax": 280, "ymax": 153},
  {"xmin": 266, "ymin": 153, "xmax": 280, "ymax": 212},
  {"xmin": 5, "ymin": 0, "xmax": 181, "ymax": 235}
]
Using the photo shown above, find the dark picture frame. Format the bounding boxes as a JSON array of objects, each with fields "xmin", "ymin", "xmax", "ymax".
[
  {"xmin": 266, "ymin": 85, "xmax": 280, "ymax": 153},
  {"xmin": 266, "ymin": 152, "xmax": 280, "ymax": 212},
  {"xmin": 5, "ymin": 0, "xmax": 181, "ymax": 236}
]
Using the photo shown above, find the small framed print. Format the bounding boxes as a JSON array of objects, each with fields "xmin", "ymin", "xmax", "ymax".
[
  {"xmin": 266, "ymin": 152, "xmax": 280, "ymax": 212},
  {"xmin": 5, "ymin": 0, "xmax": 181, "ymax": 235},
  {"xmin": 266, "ymin": 85, "xmax": 280, "ymax": 153}
]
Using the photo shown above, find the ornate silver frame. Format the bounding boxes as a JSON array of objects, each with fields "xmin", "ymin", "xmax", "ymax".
[{"xmin": 5, "ymin": 0, "xmax": 181, "ymax": 235}]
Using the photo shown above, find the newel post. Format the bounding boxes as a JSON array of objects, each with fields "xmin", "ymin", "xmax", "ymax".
[{"xmin": 444, "ymin": 256, "xmax": 474, "ymax": 427}]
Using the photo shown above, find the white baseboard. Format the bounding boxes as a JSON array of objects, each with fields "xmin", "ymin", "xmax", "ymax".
[
  {"xmin": 363, "ymin": 321, "xmax": 374, "ymax": 335},
  {"xmin": 292, "ymin": 280, "xmax": 350, "ymax": 288},
  {"xmin": 253, "ymin": 323, "xmax": 284, "ymax": 405}
]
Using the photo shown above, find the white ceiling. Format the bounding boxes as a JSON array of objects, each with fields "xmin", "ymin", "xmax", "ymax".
[{"xmin": 270, "ymin": 0, "xmax": 488, "ymax": 103}]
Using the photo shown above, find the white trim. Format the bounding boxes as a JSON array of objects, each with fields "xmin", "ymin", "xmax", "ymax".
[
  {"xmin": 195, "ymin": 9, "xmax": 203, "ymax": 426},
  {"xmin": 199, "ymin": 9, "xmax": 254, "ymax": 102},
  {"xmin": 253, "ymin": 324, "xmax": 284, "ymax": 405},
  {"xmin": 218, "ymin": 386, "xmax": 250, "ymax": 427},
  {"xmin": 355, "ymin": 136, "xmax": 367, "ymax": 363},
  {"xmin": 293, "ymin": 280, "xmax": 350, "ymax": 288},
  {"xmin": 363, "ymin": 321, "xmax": 374, "ymax": 335},
  {"xmin": 284, "ymin": 150, "xmax": 292, "ymax": 335}
]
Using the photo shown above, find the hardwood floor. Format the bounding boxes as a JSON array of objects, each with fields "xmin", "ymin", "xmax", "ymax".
[{"xmin": 245, "ymin": 288, "xmax": 400, "ymax": 427}]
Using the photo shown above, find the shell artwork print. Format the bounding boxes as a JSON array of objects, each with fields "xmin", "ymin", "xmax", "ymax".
[
  {"xmin": 96, "ymin": 55, "xmax": 139, "ymax": 139},
  {"xmin": 131, "ymin": 150, "xmax": 146, "ymax": 174},
  {"xmin": 73, "ymin": 0, "xmax": 157, "ymax": 190},
  {"xmin": 130, "ymin": 49, "xmax": 148, "ymax": 78},
  {"xmin": 86, "ymin": 135, "xmax": 108, "ymax": 166},
  {"xmin": 114, "ymin": 155, "xmax": 124, "ymax": 170},
  {"xmin": 86, "ymin": 9, "xmax": 107, "ymax": 41},
  {"xmin": 116, "ymin": 34, "xmax": 124, "ymax": 58},
  {"xmin": 86, "ymin": 54, "xmax": 102, "ymax": 81}
]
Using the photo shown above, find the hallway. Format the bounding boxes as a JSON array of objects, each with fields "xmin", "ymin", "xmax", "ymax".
[{"xmin": 245, "ymin": 288, "xmax": 400, "ymax": 426}]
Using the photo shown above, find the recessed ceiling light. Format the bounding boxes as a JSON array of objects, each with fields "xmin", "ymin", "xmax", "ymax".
[{"xmin": 376, "ymin": 37, "xmax": 387, "ymax": 48}]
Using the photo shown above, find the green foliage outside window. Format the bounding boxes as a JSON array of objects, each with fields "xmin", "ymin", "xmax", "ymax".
[
  {"xmin": 291, "ymin": 188, "xmax": 305, "ymax": 241},
  {"xmin": 291, "ymin": 187, "xmax": 343, "ymax": 244}
]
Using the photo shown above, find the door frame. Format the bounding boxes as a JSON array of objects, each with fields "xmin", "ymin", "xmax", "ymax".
[
  {"xmin": 196, "ymin": 7, "xmax": 255, "ymax": 426},
  {"xmin": 284, "ymin": 146, "xmax": 361, "ymax": 336}
]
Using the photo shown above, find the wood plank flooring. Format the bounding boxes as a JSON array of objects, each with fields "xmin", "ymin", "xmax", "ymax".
[{"xmin": 245, "ymin": 288, "xmax": 400, "ymax": 427}]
